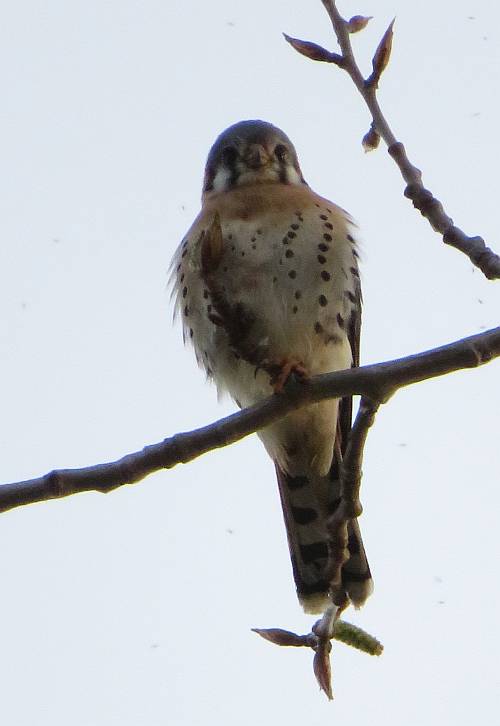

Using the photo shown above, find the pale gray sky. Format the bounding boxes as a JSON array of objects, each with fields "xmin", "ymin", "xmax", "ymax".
[{"xmin": 1, "ymin": 1, "xmax": 499, "ymax": 724}]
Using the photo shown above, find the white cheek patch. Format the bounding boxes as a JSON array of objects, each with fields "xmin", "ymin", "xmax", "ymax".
[
  {"xmin": 285, "ymin": 165, "xmax": 303, "ymax": 185},
  {"xmin": 211, "ymin": 167, "xmax": 233, "ymax": 192}
]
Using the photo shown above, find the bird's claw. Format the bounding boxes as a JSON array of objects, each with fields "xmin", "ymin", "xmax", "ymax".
[{"xmin": 271, "ymin": 359, "xmax": 309, "ymax": 393}]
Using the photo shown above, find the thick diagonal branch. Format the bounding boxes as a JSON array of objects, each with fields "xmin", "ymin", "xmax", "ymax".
[{"xmin": 0, "ymin": 327, "xmax": 498, "ymax": 514}]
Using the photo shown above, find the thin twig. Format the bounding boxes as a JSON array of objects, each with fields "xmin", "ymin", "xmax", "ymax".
[
  {"xmin": 327, "ymin": 397, "xmax": 380, "ymax": 605},
  {"xmin": 1, "ymin": 327, "xmax": 498, "ymax": 514},
  {"xmin": 284, "ymin": 1, "xmax": 500, "ymax": 279}
]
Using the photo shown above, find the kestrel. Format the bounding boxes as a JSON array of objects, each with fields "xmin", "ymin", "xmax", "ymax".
[{"xmin": 171, "ymin": 120, "xmax": 372, "ymax": 613}]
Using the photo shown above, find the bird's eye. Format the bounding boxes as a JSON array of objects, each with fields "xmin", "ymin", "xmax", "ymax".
[
  {"xmin": 274, "ymin": 144, "xmax": 288, "ymax": 161},
  {"xmin": 221, "ymin": 146, "xmax": 238, "ymax": 166}
]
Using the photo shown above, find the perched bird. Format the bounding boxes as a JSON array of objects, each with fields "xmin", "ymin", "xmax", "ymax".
[{"xmin": 171, "ymin": 120, "xmax": 372, "ymax": 613}]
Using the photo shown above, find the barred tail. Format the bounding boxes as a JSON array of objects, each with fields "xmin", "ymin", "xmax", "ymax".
[{"xmin": 275, "ymin": 463, "xmax": 373, "ymax": 613}]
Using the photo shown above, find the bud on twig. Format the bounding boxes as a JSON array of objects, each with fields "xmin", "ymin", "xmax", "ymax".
[
  {"xmin": 253, "ymin": 613, "xmax": 384, "ymax": 701},
  {"xmin": 366, "ymin": 18, "xmax": 395, "ymax": 88},
  {"xmin": 283, "ymin": 33, "xmax": 345, "ymax": 67},
  {"xmin": 313, "ymin": 646, "xmax": 333, "ymax": 700},
  {"xmin": 346, "ymin": 15, "xmax": 372, "ymax": 33},
  {"xmin": 251, "ymin": 627, "xmax": 308, "ymax": 647},
  {"xmin": 362, "ymin": 122, "xmax": 381, "ymax": 152}
]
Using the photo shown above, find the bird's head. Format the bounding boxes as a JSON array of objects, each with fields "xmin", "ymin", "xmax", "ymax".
[{"xmin": 202, "ymin": 120, "xmax": 307, "ymax": 199}]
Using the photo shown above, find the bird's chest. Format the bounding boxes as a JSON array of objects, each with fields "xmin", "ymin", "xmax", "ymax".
[
  {"xmin": 174, "ymin": 191, "xmax": 359, "ymax": 395},
  {"xmin": 225, "ymin": 209, "xmax": 354, "ymax": 351}
]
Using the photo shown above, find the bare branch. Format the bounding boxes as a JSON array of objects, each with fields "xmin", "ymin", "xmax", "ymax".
[
  {"xmin": 283, "ymin": 1, "xmax": 500, "ymax": 279},
  {"xmin": 346, "ymin": 15, "xmax": 372, "ymax": 34},
  {"xmin": 362, "ymin": 121, "xmax": 381, "ymax": 153},
  {"xmin": 327, "ymin": 398, "xmax": 380, "ymax": 605},
  {"xmin": 1, "ymin": 327, "xmax": 498, "ymax": 514}
]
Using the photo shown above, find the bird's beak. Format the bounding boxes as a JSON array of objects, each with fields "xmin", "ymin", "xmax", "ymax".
[{"xmin": 244, "ymin": 144, "xmax": 271, "ymax": 170}]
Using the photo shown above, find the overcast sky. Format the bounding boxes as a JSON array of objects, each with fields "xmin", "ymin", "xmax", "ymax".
[{"xmin": 1, "ymin": 1, "xmax": 499, "ymax": 724}]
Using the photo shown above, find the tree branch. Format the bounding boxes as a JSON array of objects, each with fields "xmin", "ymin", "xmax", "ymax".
[
  {"xmin": 284, "ymin": 1, "xmax": 500, "ymax": 279},
  {"xmin": 1, "ymin": 327, "xmax": 498, "ymax": 514},
  {"xmin": 327, "ymin": 397, "xmax": 380, "ymax": 606}
]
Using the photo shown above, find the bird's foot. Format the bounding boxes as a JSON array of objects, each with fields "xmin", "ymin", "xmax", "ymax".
[{"xmin": 271, "ymin": 359, "xmax": 308, "ymax": 393}]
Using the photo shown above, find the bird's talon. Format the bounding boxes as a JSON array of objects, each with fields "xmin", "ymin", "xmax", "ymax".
[{"xmin": 272, "ymin": 360, "xmax": 309, "ymax": 393}]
